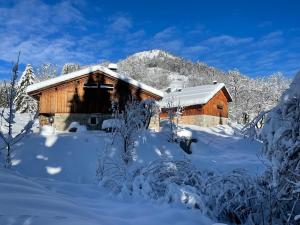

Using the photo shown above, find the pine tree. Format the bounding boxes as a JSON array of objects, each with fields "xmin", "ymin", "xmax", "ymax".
[
  {"xmin": 14, "ymin": 64, "xmax": 37, "ymax": 113},
  {"xmin": 0, "ymin": 82, "xmax": 8, "ymax": 108}
]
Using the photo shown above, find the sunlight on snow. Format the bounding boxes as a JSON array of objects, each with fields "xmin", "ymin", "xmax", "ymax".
[
  {"xmin": 36, "ymin": 155, "xmax": 48, "ymax": 161},
  {"xmin": 155, "ymin": 148, "xmax": 162, "ymax": 156},
  {"xmin": 46, "ymin": 166, "xmax": 62, "ymax": 175},
  {"xmin": 44, "ymin": 135, "xmax": 58, "ymax": 147},
  {"xmin": 11, "ymin": 159, "xmax": 21, "ymax": 166}
]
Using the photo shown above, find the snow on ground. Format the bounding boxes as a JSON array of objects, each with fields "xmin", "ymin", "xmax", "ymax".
[
  {"xmin": 0, "ymin": 168, "xmax": 213, "ymax": 225},
  {"xmin": 0, "ymin": 112, "xmax": 265, "ymax": 225},
  {"xmin": 10, "ymin": 123, "xmax": 263, "ymax": 183},
  {"xmin": 183, "ymin": 124, "xmax": 265, "ymax": 175}
]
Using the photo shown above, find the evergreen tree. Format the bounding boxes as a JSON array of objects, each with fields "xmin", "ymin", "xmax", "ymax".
[
  {"xmin": 14, "ymin": 64, "xmax": 37, "ymax": 113},
  {"xmin": 0, "ymin": 81, "xmax": 8, "ymax": 108}
]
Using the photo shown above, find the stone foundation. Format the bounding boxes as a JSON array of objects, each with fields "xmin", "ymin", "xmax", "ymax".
[
  {"xmin": 40, "ymin": 113, "xmax": 160, "ymax": 132},
  {"xmin": 177, "ymin": 114, "xmax": 228, "ymax": 127},
  {"xmin": 40, "ymin": 113, "xmax": 112, "ymax": 131},
  {"xmin": 148, "ymin": 113, "xmax": 160, "ymax": 132}
]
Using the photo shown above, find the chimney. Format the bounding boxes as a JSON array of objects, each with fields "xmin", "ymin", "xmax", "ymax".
[
  {"xmin": 108, "ymin": 63, "xmax": 118, "ymax": 72},
  {"xmin": 213, "ymin": 80, "xmax": 217, "ymax": 85}
]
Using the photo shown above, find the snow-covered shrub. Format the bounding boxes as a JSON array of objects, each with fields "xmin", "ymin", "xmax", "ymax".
[
  {"xmin": 97, "ymin": 155, "xmax": 127, "ymax": 193},
  {"xmin": 98, "ymin": 154, "xmax": 272, "ymax": 224},
  {"xmin": 40, "ymin": 125, "xmax": 56, "ymax": 136},
  {"xmin": 101, "ymin": 119, "xmax": 121, "ymax": 132},
  {"xmin": 257, "ymin": 71, "xmax": 300, "ymax": 224},
  {"xmin": 67, "ymin": 122, "xmax": 87, "ymax": 133},
  {"xmin": 202, "ymin": 170, "xmax": 263, "ymax": 225},
  {"xmin": 122, "ymin": 159, "xmax": 206, "ymax": 210},
  {"xmin": 241, "ymin": 71, "xmax": 300, "ymax": 225}
]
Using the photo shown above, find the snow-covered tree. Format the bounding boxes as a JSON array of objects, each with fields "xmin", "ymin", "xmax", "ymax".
[
  {"xmin": 61, "ymin": 63, "xmax": 80, "ymax": 75},
  {"xmin": 35, "ymin": 63, "xmax": 58, "ymax": 82},
  {"xmin": 0, "ymin": 53, "xmax": 36, "ymax": 168},
  {"xmin": 112, "ymin": 99, "xmax": 151, "ymax": 165},
  {"xmin": 0, "ymin": 81, "xmax": 8, "ymax": 108},
  {"xmin": 258, "ymin": 71, "xmax": 300, "ymax": 224},
  {"xmin": 163, "ymin": 97, "xmax": 185, "ymax": 142},
  {"xmin": 14, "ymin": 64, "xmax": 37, "ymax": 113}
]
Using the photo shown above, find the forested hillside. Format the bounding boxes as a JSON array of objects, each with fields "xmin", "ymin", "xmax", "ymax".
[{"xmin": 116, "ymin": 49, "xmax": 291, "ymax": 123}]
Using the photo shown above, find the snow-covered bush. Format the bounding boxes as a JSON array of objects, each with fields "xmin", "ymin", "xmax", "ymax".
[
  {"xmin": 258, "ymin": 71, "xmax": 300, "ymax": 224},
  {"xmin": 67, "ymin": 122, "xmax": 87, "ymax": 133},
  {"xmin": 99, "ymin": 158, "xmax": 264, "ymax": 224},
  {"xmin": 101, "ymin": 119, "xmax": 121, "ymax": 132},
  {"xmin": 97, "ymin": 153, "xmax": 127, "ymax": 193},
  {"xmin": 40, "ymin": 125, "xmax": 56, "ymax": 136},
  {"xmin": 202, "ymin": 170, "xmax": 263, "ymax": 225},
  {"xmin": 130, "ymin": 160, "xmax": 205, "ymax": 208},
  {"xmin": 241, "ymin": 71, "xmax": 300, "ymax": 224}
]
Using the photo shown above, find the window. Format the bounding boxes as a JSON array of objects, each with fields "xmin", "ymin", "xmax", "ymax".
[
  {"xmin": 89, "ymin": 116, "xmax": 98, "ymax": 125},
  {"xmin": 83, "ymin": 82, "xmax": 114, "ymax": 90},
  {"xmin": 217, "ymin": 104, "xmax": 223, "ymax": 110}
]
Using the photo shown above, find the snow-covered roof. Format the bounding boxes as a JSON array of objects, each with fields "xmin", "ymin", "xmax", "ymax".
[
  {"xmin": 27, "ymin": 65, "xmax": 164, "ymax": 97},
  {"xmin": 160, "ymin": 83, "xmax": 232, "ymax": 108}
]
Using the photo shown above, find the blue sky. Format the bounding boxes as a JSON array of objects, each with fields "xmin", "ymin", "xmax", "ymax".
[{"xmin": 0, "ymin": 0, "xmax": 299, "ymax": 79}]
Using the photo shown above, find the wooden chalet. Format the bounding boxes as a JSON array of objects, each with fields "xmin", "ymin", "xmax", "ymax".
[
  {"xmin": 160, "ymin": 83, "xmax": 232, "ymax": 127},
  {"xmin": 27, "ymin": 65, "xmax": 164, "ymax": 131}
]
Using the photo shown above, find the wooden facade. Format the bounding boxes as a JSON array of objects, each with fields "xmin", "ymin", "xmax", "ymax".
[{"xmin": 28, "ymin": 70, "xmax": 162, "ymax": 130}]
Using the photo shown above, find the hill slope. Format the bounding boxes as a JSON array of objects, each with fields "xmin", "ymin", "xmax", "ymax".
[{"xmin": 114, "ymin": 49, "xmax": 290, "ymax": 122}]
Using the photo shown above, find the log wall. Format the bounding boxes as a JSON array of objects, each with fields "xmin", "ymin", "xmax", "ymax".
[{"xmin": 32, "ymin": 72, "xmax": 161, "ymax": 114}]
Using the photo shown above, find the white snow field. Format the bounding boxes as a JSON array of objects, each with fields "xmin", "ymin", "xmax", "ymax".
[
  {"xmin": 0, "ymin": 168, "xmax": 214, "ymax": 225},
  {"xmin": 0, "ymin": 113, "xmax": 264, "ymax": 225}
]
